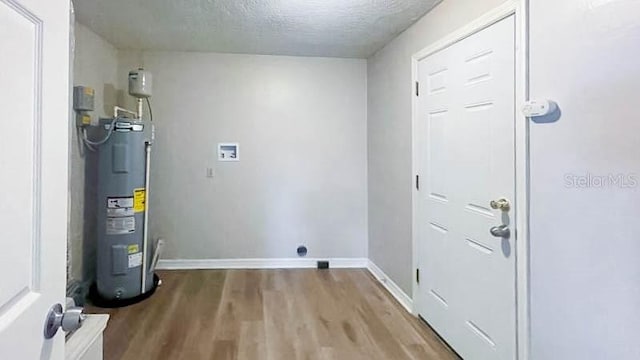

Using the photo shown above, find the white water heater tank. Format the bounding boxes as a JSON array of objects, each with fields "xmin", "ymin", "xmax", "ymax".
[{"xmin": 128, "ymin": 69, "xmax": 153, "ymax": 98}]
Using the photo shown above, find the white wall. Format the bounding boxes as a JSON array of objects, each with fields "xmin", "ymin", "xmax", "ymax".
[
  {"xmin": 118, "ymin": 51, "xmax": 368, "ymax": 260},
  {"xmin": 69, "ymin": 22, "xmax": 119, "ymax": 283},
  {"xmin": 367, "ymin": 0, "xmax": 508, "ymax": 294},
  {"xmin": 528, "ymin": 0, "xmax": 640, "ymax": 358},
  {"xmin": 369, "ymin": 0, "xmax": 640, "ymax": 356}
]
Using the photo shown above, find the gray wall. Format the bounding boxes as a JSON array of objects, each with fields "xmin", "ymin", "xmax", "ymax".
[
  {"xmin": 69, "ymin": 22, "xmax": 119, "ymax": 283},
  {"xmin": 367, "ymin": 0, "xmax": 507, "ymax": 295},
  {"xmin": 118, "ymin": 51, "xmax": 369, "ymax": 260},
  {"xmin": 528, "ymin": 0, "xmax": 640, "ymax": 358}
]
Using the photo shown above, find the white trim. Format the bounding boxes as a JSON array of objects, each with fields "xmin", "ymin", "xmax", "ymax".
[
  {"xmin": 156, "ymin": 258, "xmax": 368, "ymax": 270},
  {"xmin": 366, "ymin": 260, "xmax": 413, "ymax": 314},
  {"xmin": 514, "ymin": 2, "xmax": 531, "ymax": 359},
  {"xmin": 410, "ymin": 1, "xmax": 530, "ymax": 359},
  {"xmin": 412, "ymin": 1, "xmax": 520, "ymax": 61},
  {"xmin": 156, "ymin": 258, "xmax": 416, "ymax": 315},
  {"xmin": 155, "ymin": 258, "xmax": 416, "ymax": 316},
  {"xmin": 65, "ymin": 314, "xmax": 109, "ymax": 360}
]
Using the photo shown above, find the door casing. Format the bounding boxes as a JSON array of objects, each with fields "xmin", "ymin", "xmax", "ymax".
[{"xmin": 410, "ymin": 1, "xmax": 530, "ymax": 359}]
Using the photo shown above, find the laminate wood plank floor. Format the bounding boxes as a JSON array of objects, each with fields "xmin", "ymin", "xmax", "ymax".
[{"xmin": 88, "ymin": 269, "xmax": 459, "ymax": 360}]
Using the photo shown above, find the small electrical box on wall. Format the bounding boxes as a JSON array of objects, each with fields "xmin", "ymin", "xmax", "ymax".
[
  {"xmin": 218, "ymin": 143, "xmax": 239, "ymax": 161},
  {"xmin": 73, "ymin": 86, "xmax": 95, "ymax": 111},
  {"xmin": 73, "ymin": 86, "xmax": 95, "ymax": 127}
]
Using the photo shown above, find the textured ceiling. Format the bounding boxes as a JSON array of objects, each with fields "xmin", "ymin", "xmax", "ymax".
[{"xmin": 73, "ymin": 0, "xmax": 440, "ymax": 58}]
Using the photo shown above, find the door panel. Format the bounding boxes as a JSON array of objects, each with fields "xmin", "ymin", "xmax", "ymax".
[
  {"xmin": 0, "ymin": 0, "xmax": 70, "ymax": 358},
  {"xmin": 0, "ymin": 0, "xmax": 36, "ymax": 309},
  {"xmin": 416, "ymin": 15, "xmax": 516, "ymax": 360}
]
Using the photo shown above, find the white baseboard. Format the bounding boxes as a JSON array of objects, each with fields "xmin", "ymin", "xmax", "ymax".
[
  {"xmin": 156, "ymin": 257, "xmax": 368, "ymax": 270},
  {"xmin": 366, "ymin": 260, "xmax": 414, "ymax": 314},
  {"xmin": 155, "ymin": 257, "xmax": 413, "ymax": 316}
]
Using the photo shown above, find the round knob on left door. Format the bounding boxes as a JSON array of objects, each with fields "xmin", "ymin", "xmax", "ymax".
[{"xmin": 44, "ymin": 303, "xmax": 86, "ymax": 339}]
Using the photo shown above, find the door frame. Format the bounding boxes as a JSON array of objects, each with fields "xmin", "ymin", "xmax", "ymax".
[{"xmin": 410, "ymin": 1, "xmax": 530, "ymax": 359}]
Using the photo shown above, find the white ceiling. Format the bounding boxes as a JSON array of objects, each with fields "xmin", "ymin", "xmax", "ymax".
[{"xmin": 73, "ymin": 0, "xmax": 440, "ymax": 58}]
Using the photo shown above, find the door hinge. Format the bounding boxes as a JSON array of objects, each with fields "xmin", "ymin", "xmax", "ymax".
[
  {"xmin": 415, "ymin": 81, "xmax": 420, "ymax": 96},
  {"xmin": 416, "ymin": 268, "xmax": 420, "ymax": 284},
  {"xmin": 416, "ymin": 175, "xmax": 420, "ymax": 190}
]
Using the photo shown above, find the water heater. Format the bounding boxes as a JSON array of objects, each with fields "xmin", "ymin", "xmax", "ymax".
[
  {"xmin": 95, "ymin": 118, "xmax": 156, "ymax": 302},
  {"xmin": 83, "ymin": 69, "xmax": 162, "ymax": 307}
]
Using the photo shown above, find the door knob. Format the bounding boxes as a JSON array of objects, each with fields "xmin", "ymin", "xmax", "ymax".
[
  {"xmin": 44, "ymin": 303, "xmax": 85, "ymax": 339},
  {"xmin": 490, "ymin": 197, "xmax": 510, "ymax": 211},
  {"xmin": 490, "ymin": 225, "xmax": 511, "ymax": 239}
]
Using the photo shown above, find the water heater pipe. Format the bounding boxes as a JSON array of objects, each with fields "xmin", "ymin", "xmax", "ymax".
[
  {"xmin": 113, "ymin": 106, "xmax": 137, "ymax": 119},
  {"xmin": 150, "ymin": 239, "xmax": 165, "ymax": 273},
  {"xmin": 141, "ymin": 142, "xmax": 151, "ymax": 293},
  {"xmin": 137, "ymin": 99, "xmax": 143, "ymax": 120}
]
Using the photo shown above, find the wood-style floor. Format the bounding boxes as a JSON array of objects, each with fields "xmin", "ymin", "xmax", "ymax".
[{"xmin": 89, "ymin": 269, "xmax": 458, "ymax": 360}]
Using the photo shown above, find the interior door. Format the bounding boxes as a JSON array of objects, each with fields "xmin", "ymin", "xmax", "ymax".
[
  {"xmin": 415, "ymin": 15, "xmax": 516, "ymax": 360},
  {"xmin": 0, "ymin": 0, "xmax": 70, "ymax": 358}
]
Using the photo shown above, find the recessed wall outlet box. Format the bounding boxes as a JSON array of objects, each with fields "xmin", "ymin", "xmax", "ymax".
[
  {"xmin": 317, "ymin": 261, "xmax": 329, "ymax": 269},
  {"xmin": 218, "ymin": 143, "xmax": 239, "ymax": 161},
  {"xmin": 73, "ymin": 86, "xmax": 95, "ymax": 111},
  {"xmin": 522, "ymin": 99, "xmax": 557, "ymax": 117}
]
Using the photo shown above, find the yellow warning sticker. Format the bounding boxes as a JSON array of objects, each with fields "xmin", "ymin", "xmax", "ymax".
[
  {"xmin": 84, "ymin": 87, "xmax": 94, "ymax": 96},
  {"xmin": 127, "ymin": 244, "xmax": 139, "ymax": 254},
  {"xmin": 133, "ymin": 188, "xmax": 146, "ymax": 213},
  {"xmin": 82, "ymin": 114, "xmax": 91, "ymax": 125}
]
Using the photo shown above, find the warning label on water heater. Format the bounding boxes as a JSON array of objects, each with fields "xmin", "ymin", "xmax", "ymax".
[
  {"xmin": 107, "ymin": 196, "xmax": 135, "ymax": 217},
  {"xmin": 128, "ymin": 252, "xmax": 143, "ymax": 268},
  {"xmin": 106, "ymin": 216, "xmax": 135, "ymax": 235},
  {"xmin": 133, "ymin": 188, "xmax": 146, "ymax": 213}
]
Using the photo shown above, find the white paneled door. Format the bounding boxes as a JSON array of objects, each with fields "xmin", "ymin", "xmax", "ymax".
[
  {"xmin": 0, "ymin": 0, "xmax": 70, "ymax": 359},
  {"xmin": 415, "ymin": 15, "xmax": 516, "ymax": 360}
]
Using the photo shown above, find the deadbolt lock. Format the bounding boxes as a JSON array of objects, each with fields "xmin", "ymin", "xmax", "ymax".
[{"xmin": 490, "ymin": 197, "xmax": 511, "ymax": 212}]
